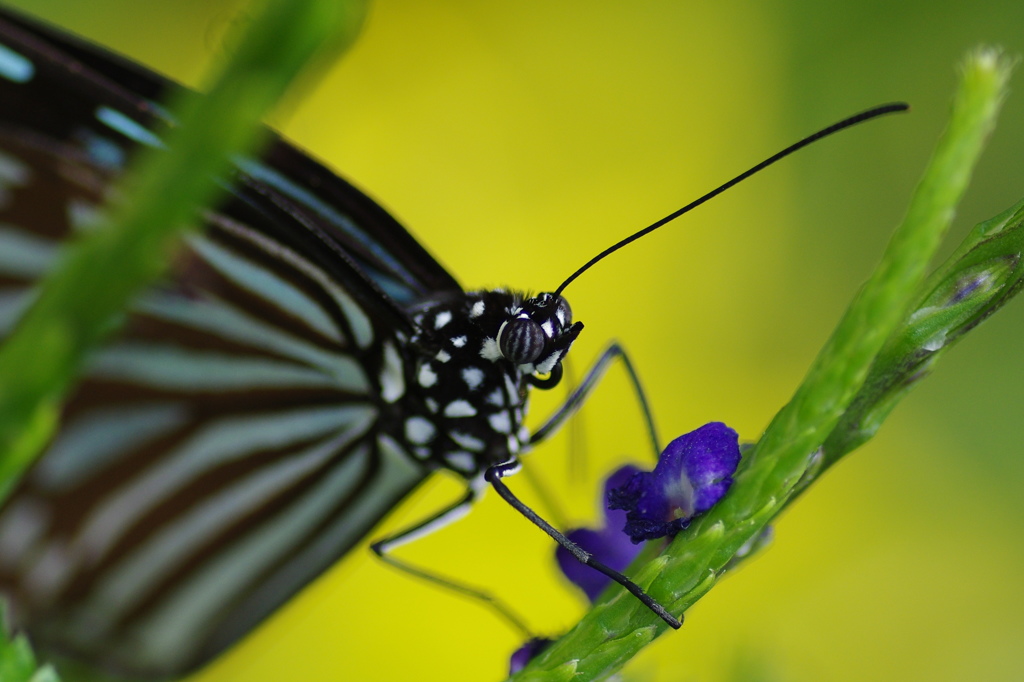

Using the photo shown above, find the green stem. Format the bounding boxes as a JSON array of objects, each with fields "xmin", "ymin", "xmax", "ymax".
[
  {"xmin": 509, "ymin": 48, "xmax": 1014, "ymax": 682},
  {"xmin": 0, "ymin": 0, "xmax": 367, "ymax": 488}
]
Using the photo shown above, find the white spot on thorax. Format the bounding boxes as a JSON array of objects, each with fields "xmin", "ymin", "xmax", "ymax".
[
  {"xmin": 461, "ymin": 367, "xmax": 485, "ymax": 391},
  {"xmin": 444, "ymin": 400, "xmax": 477, "ymax": 418},
  {"xmin": 434, "ymin": 310, "xmax": 452, "ymax": 329},
  {"xmin": 445, "ymin": 451, "xmax": 476, "ymax": 472},
  {"xmin": 503, "ymin": 372, "xmax": 520, "ymax": 404},
  {"xmin": 488, "ymin": 411, "xmax": 512, "ymax": 434},
  {"xmin": 452, "ymin": 336, "xmax": 467, "ymax": 348},
  {"xmin": 469, "ymin": 301, "xmax": 485, "ymax": 318},
  {"xmin": 379, "ymin": 341, "xmax": 405, "ymax": 403},
  {"xmin": 405, "ymin": 417, "xmax": 436, "ymax": 445},
  {"xmin": 451, "ymin": 431, "xmax": 485, "ymax": 452},
  {"xmin": 418, "ymin": 364, "xmax": 437, "ymax": 388}
]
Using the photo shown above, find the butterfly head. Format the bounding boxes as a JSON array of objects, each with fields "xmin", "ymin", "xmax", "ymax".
[{"xmin": 497, "ymin": 292, "xmax": 582, "ymax": 389}]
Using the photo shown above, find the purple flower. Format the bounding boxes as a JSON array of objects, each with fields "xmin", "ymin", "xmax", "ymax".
[
  {"xmin": 608, "ymin": 422, "xmax": 741, "ymax": 543},
  {"xmin": 509, "ymin": 637, "xmax": 554, "ymax": 674},
  {"xmin": 554, "ymin": 423, "xmax": 741, "ymax": 601},
  {"xmin": 556, "ymin": 465, "xmax": 645, "ymax": 602}
]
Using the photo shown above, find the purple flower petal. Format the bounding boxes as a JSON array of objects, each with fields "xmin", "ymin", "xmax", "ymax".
[
  {"xmin": 556, "ymin": 465, "xmax": 643, "ymax": 601},
  {"xmin": 609, "ymin": 422, "xmax": 741, "ymax": 543}
]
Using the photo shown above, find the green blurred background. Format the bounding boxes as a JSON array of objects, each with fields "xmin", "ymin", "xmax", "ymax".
[{"xmin": 6, "ymin": 1, "xmax": 1024, "ymax": 680}]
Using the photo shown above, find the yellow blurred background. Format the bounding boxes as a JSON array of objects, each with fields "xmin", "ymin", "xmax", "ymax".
[{"xmin": 6, "ymin": 0, "xmax": 1024, "ymax": 680}]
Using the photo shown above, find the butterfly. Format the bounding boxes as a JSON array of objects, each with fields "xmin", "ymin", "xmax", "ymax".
[
  {"xmin": 0, "ymin": 7, "xmax": 909, "ymax": 680},
  {"xmin": 0, "ymin": 6, "xmax": 685, "ymax": 679}
]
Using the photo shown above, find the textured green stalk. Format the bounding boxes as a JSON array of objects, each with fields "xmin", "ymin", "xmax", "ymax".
[
  {"xmin": 0, "ymin": 0, "xmax": 367, "ymax": 488},
  {"xmin": 820, "ymin": 195, "xmax": 1024, "ymax": 467},
  {"xmin": 509, "ymin": 49, "xmax": 1014, "ymax": 681}
]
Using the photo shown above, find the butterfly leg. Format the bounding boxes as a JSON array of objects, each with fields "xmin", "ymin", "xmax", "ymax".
[
  {"xmin": 370, "ymin": 484, "xmax": 533, "ymax": 636},
  {"xmin": 485, "ymin": 460, "xmax": 682, "ymax": 629},
  {"xmin": 530, "ymin": 342, "xmax": 660, "ymax": 458}
]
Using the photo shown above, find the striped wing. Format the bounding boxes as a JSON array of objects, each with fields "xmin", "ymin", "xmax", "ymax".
[{"xmin": 0, "ymin": 8, "xmax": 451, "ymax": 678}]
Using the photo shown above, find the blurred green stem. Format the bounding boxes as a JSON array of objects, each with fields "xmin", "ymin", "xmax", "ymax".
[
  {"xmin": 510, "ymin": 49, "xmax": 1014, "ymax": 682},
  {"xmin": 0, "ymin": 0, "xmax": 367, "ymax": 490}
]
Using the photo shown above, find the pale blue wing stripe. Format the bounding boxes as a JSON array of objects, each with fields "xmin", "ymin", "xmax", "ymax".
[
  {"xmin": 185, "ymin": 233, "xmax": 343, "ymax": 343},
  {"xmin": 0, "ymin": 498, "xmax": 47, "ymax": 571},
  {"xmin": 206, "ymin": 218, "xmax": 374, "ymax": 350},
  {"xmin": 0, "ymin": 225, "xmax": 58, "ymax": 277},
  {"xmin": 210, "ymin": 433, "xmax": 424, "ymax": 650},
  {"xmin": 95, "ymin": 106, "xmax": 164, "ymax": 149},
  {"xmin": 79, "ymin": 132, "xmax": 127, "ymax": 172},
  {"xmin": 81, "ymin": 427, "xmax": 365, "ymax": 636},
  {"xmin": 0, "ymin": 43, "xmax": 33, "ymax": 83},
  {"xmin": 35, "ymin": 404, "xmax": 190, "ymax": 492},
  {"xmin": 67, "ymin": 198, "xmax": 105, "ymax": 233},
  {"xmin": 233, "ymin": 156, "xmax": 418, "ymax": 294},
  {"xmin": 87, "ymin": 343, "xmax": 369, "ymax": 393},
  {"xmin": 121, "ymin": 443, "xmax": 376, "ymax": 671},
  {"xmin": 0, "ymin": 149, "xmax": 29, "ymax": 187},
  {"xmin": 0, "ymin": 288, "xmax": 36, "ymax": 335},
  {"xmin": 134, "ymin": 292, "xmax": 364, "ymax": 386},
  {"xmin": 72, "ymin": 405, "xmax": 377, "ymax": 563},
  {"xmin": 262, "ymin": 435, "xmax": 421, "ymax": 580}
]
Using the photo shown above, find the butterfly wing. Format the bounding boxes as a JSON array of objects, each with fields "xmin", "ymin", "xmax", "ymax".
[{"xmin": 0, "ymin": 8, "xmax": 449, "ymax": 677}]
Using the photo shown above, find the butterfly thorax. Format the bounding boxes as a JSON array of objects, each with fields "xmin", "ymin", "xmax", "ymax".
[{"xmin": 390, "ymin": 290, "xmax": 583, "ymax": 478}]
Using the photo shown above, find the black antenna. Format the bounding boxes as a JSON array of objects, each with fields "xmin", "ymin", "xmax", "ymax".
[{"xmin": 554, "ymin": 102, "xmax": 909, "ymax": 297}]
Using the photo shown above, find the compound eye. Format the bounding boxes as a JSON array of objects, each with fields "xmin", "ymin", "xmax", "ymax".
[
  {"xmin": 554, "ymin": 296, "xmax": 572, "ymax": 326},
  {"xmin": 498, "ymin": 317, "xmax": 545, "ymax": 365}
]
